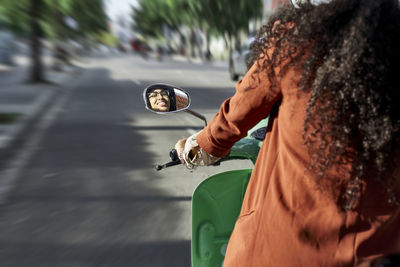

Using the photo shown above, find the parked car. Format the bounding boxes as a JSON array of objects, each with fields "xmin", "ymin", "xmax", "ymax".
[
  {"xmin": 229, "ymin": 37, "xmax": 254, "ymax": 81},
  {"xmin": 0, "ymin": 30, "xmax": 16, "ymax": 65}
]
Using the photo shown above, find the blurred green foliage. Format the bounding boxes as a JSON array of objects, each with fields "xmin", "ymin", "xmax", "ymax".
[
  {"xmin": 132, "ymin": 0, "xmax": 263, "ymax": 55},
  {"xmin": 0, "ymin": 0, "xmax": 109, "ymax": 81},
  {"xmin": 0, "ymin": 0, "xmax": 108, "ymax": 39},
  {"xmin": 93, "ymin": 31, "xmax": 119, "ymax": 47},
  {"xmin": 0, "ymin": 0, "xmax": 30, "ymax": 35}
]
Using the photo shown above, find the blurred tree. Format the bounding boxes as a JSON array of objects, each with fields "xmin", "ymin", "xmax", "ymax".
[
  {"xmin": 30, "ymin": 0, "xmax": 45, "ymax": 82},
  {"xmin": 68, "ymin": 0, "xmax": 108, "ymax": 36},
  {"xmin": 131, "ymin": 0, "xmax": 263, "ymax": 60},
  {"xmin": 131, "ymin": 0, "xmax": 164, "ymax": 38},
  {"xmin": 35, "ymin": 0, "xmax": 108, "ymax": 40},
  {"xmin": 132, "ymin": 0, "xmax": 206, "ymax": 57},
  {"xmin": 132, "ymin": 0, "xmax": 191, "ymax": 38},
  {"xmin": 0, "ymin": 0, "xmax": 30, "ymax": 36},
  {"xmin": 187, "ymin": 0, "xmax": 215, "ymax": 58},
  {"xmin": 200, "ymin": 0, "xmax": 263, "ymax": 62},
  {"xmin": 0, "ymin": 0, "xmax": 109, "ymax": 82}
]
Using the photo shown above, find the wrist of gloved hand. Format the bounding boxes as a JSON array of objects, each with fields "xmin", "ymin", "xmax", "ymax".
[{"xmin": 182, "ymin": 132, "xmax": 221, "ymax": 169}]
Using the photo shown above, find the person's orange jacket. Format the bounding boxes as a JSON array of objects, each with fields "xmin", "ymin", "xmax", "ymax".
[{"xmin": 196, "ymin": 59, "xmax": 400, "ymax": 266}]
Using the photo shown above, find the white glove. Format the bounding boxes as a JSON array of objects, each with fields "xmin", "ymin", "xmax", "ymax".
[{"xmin": 179, "ymin": 132, "xmax": 221, "ymax": 169}]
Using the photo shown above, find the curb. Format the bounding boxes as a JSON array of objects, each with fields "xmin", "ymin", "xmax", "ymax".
[
  {"xmin": 0, "ymin": 66, "xmax": 83, "ymax": 204},
  {"xmin": 0, "ymin": 88, "xmax": 54, "ymax": 150},
  {"xmin": 0, "ymin": 67, "xmax": 82, "ymax": 169}
]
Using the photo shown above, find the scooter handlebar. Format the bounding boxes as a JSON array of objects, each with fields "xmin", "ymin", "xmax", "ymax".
[
  {"xmin": 155, "ymin": 149, "xmax": 181, "ymax": 171},
  {"xmin": 169, "ymin": 149, "xmax": 179, "ymax": 161}
]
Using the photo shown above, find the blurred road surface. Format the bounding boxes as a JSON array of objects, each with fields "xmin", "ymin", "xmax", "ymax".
[{"xmin": 0, "ymin": 53, "xmax": 253, "ymax": 267}]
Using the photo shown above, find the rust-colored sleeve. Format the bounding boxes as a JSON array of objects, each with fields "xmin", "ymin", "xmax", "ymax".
[{"xmin": 196, "ymin": 60, "xmax": 282, "ymax": 158}]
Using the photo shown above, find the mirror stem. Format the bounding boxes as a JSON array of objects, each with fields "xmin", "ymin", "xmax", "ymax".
[{"xmin": 185, "ymin": 109, "xmax": 207, "ymax": 126}]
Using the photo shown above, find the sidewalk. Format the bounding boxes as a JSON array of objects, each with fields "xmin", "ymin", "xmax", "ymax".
[{"xmin": 0, "ymin": 61, "xmax": 81, "ymax": 155}]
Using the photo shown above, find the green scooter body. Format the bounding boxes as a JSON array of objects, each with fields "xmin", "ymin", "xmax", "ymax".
[
  {"xmin": 192, "ymin": 169, "xmax": 252, "ymax": 267},
  {"xmin": 191, "ymin": 118, "xmax": 267, "ymax": 267}
]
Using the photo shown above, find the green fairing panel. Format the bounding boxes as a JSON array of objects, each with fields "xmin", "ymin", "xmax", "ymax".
[
  {"xmin": 225, "ymin": 137, "xmax": 261, "ymax": 165},
  {"xmin": 224, "ymin": 117, "xmax": 268, "ymax": 164},
  {"xmin": 191, "ymin": 118, "xmax": 268, "ymax": 267},
  {"xmin": 191, "ymin": 169, "xmax": 252, "ymax": 267}
]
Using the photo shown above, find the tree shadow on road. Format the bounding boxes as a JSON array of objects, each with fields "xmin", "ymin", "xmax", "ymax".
[
  {"xmin": 0, "ymin": 239, "xmax": 191, "ymax": 267},
  {"xmin": 0, "ymin": 68, "xmax": 193, "ymax": 267}
]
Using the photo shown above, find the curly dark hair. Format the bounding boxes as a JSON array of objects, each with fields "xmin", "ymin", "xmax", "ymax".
[{"xmin": 250, "ymin": 0, "xmax": 400, "ymax": 210}]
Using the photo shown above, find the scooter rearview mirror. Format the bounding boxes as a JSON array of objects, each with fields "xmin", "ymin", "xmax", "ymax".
[
  {"xmin": 143, "ymin": 83, "xmax": 190, "ymax": 114},
  {"xmin": 143, "ymin": 83, "xmax": 208, "ymax": 126}
]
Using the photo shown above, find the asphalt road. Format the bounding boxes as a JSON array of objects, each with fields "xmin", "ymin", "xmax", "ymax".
[{"xmin": 0, "ymin": 53, "xmax": 253, "ymax": 267}]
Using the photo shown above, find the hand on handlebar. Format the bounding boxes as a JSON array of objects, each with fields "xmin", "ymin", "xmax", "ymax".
[
  {"xmin": 174, "ymin": 138, "xmax": 187, "ymax": 162},
  {"xmin": 174, "ymin": 131, "xmax": 220, "ymax": 169}
]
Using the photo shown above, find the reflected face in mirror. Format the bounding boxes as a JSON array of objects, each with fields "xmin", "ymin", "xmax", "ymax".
[
  {"xmin": 143, "ymin": 83, "xmax": 190, "ymax": 113},
  {"xmin": 147, "ymin": 89, "xmax": 171, "ymax": 112}
]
